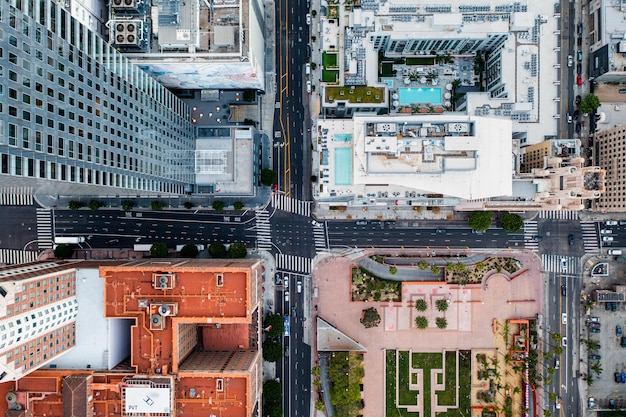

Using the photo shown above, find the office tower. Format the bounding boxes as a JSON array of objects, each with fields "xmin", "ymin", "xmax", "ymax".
[
  {"xmin": 0, "ymin": 261, "xmax": 79, "ymax": 382},
  {"xmin": 0, "ymin": 0, "xmax": 196, "ymax": 196}
]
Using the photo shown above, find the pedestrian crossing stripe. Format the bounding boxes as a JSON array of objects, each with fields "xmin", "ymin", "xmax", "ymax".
[
  {"xmin": 522, "ymin": 220, "xmax": 538, "ymax": 252},
  {"xmin": 0, "ymin": 186, "xmax": 33, "ymax": 205},
  {"xmin": 276, "ymin": 254, "xmax": 312, "ymax": 274},
  {"xmin": 580, "ymin": 221, "xmax": 599, "ymax": 252},
  {"xmin": 313, "ymin": 225, "xmax": 327, "ymax": 252},
  {"xmin": 538, "ymin": 210, "xmax": 579, "ymax": 220},
  {"xmin": 255, "ymin": 209, "xmax": 272, "ymax": 250},
  {"xmin": 36, "ymin": 208, "xmax": 53, "ymax": 250},
  {"xmin": 0, "ymin": 249, "xmax": 39, "ymax": 265},
  {"xmin": 541, "ymin": 254, "xmax": 580, "ymax": 275},
  {"xmin": 271, "ymin": 194, "xmax": 311, "ymax": 217}
]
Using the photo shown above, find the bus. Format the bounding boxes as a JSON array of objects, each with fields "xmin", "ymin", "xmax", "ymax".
[{"xmin": 54, "ymin": 236, "xmax": 85, "ymax": 244}]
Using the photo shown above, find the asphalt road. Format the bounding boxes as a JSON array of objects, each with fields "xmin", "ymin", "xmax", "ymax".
[{"xmin": 0, "ymin": 206, "xmax": 37, "ymax": 250}]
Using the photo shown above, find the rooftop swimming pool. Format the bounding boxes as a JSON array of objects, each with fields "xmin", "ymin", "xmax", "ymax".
[
  {"xmin": 398, "ymin": 87, "xmax": 442, "ymax": 105},
  {"xmin": 334, "ymin": 133, "xmax": 352, "ymax": 142},
  {"xmin": 334, "ymin": 148, "xmax": 352, "ymax": 186}
]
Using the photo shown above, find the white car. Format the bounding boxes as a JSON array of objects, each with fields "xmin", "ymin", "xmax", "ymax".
[
  {"xmin": 296, "ymin": 280, "xmax": 302, "ymax": 293},
  {"xmin": 311, "ymin": 220, "xmax": 322, "ymax": 227},
  {"xmin": 600, "ymin": 229, "xmax": 613, "ymax": 234},
  {"xmin": 561, "ymin": 258, "xmax": 567, "ymax": 272},
  {"xmin": 603, "ymin": 236, "xmax": 614, "ymax": 242},
  {"xmin": 562, "ymin": 313, "xmax": 567, "ymax": 324},
  {"xmin": 306, "ymin": 13, "xmax": 311, "ymax": 25},
  {"xmin": 306, "ymin": 80, "xmax": 312, "ymax": 93},
  {"xmin": 305, "ymin": 63, "xmax": 311, "ymax": 74},
  {"xmin": 561, "ymin": 337, "xmax": 567, "ymax": 347},
  {"xmin": 567, "ymin": 55, "xmax": 573, "ymax": 67},
  {"xmin": 606, "ymin": 220, "xmax": 618, "ymax": 226}
]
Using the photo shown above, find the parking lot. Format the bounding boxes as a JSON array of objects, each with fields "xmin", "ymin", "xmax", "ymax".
[{"xmin": 585, "ymin": 266, "xmax": 626, "ymax": 409}]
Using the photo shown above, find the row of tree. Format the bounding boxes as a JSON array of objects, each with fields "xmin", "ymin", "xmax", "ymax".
[{"xmin": 468, "ymin": 211, "xmax": 523, "ymax": 232}]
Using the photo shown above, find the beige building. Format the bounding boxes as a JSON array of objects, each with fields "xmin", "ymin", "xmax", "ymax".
[
  {"xmin": 519, "ymin": 139, "xmax": 580, "ymax": 174},
  {"xmin": 591, "ymin": 125, "xmax": 626, "ymax": 212}
]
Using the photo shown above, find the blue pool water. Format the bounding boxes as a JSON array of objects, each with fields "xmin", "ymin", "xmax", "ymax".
[
  {"xmin": 384, "ymin": 79, "xmax": 394, "ymax": 88},
  {"xmin": 398, "ymin": 87, "xmax": 442, "ymax": 105},
  {"xmin": 334, "ymin": 148, "xmax": 352, "ymax": 186},
  {"xmin": 334, "ymin": 133, "xmax": 352, "ymax": 142}
]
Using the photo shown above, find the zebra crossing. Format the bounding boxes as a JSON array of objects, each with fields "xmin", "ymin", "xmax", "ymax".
[
  {"xmin": 36, "ymin": 208, "xmax": 53, "ymax": 250},
  {"xmin": 581, "ymin": 221, "xmax": 600, "ymax": 252},
  {"xmin": 276, "ymin": 254, "xmax": 312, "ymax": 274},
  {"xmin": 538, "ymin": 210, "xmax": 579, "ymax": 220},
  {"xmin": 271, "ymin": 194, "xmax": 311, "ymax": 217},
  {"xmin": 0, "ymin": 249, "xmax": 39, "ymax": 265},
  {"xmin": 523, "ymin": 220, "xmax": 539, "ymax": 252},
  {"xmin": 255, "ymin": 209, "xmax": 272, "ymax": 250},
  {"xmin": 313, "ymin": 222, "xmax": 327, "ymax": 252},
  {"xmin": 0, "ymin": 186, "xmax": 33, "ymax": 205},
  {"xmin": 542, "ymin": 254, "xmax": 580, "ymax": 275}
]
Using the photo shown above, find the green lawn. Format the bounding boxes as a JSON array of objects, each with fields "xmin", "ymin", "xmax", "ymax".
[
  {"xmin": 386, "ymin": 350, "xmax": 471, "ymax": 417},
  {"xmin": 322, "ymin": 69, "xmax": 339, "ymax": 83},
  {"xmin": 322, "ymin": 52, "xmax": 338, "ymax": 68}
]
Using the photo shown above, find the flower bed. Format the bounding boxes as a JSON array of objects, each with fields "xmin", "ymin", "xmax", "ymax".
[{"xmin": 351, "ymin": 267, "xmax": 401, "ymax": 301}]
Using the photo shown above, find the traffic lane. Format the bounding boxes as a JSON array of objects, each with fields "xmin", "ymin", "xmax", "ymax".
[
  {"xmin": 327, "ymin": 228, "xmax": 518, "ymax": 248},
  {"xmin": 0, "ymin": 206, "xmax": 37, "ymax": 249},
  {"xmin": 55, "ymin": 209, "xmax": 256, "ymax": 224}
]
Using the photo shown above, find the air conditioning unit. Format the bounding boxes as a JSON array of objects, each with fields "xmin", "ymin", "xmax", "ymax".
[
  {"xmin": 112, "ymin": 21, "xmax": 142, "ymax": 47},
  {"xmin": 112, "ymin": 0, "xmax": 140, "ymax": 10},
  {"xmin": 216, "ymin": 378, "xmax": 224, "ymax": 392},
  {"xmin": 150, "ymin": 314, "xmax": 164, "ymax": 330},
  {"xmin": 153, "ymin": 273, "xmax": 175, "ymax": 290},
  {"xmin": 152, "ymin": 302, "xmax": 178, "ymax": 317},
  {"xmin": 159, "ymin": 304, "xmax": 172, "ymax": 316}
]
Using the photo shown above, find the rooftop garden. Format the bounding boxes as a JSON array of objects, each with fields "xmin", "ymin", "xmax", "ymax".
[
  {"xmin": 445, "ymin": 257, "xmax": 521, "ymax": 285},
  {"xmin": 351, "ymin": 266, "xmax": 401, "ymax": 302},
  {"xmin": 326, "ymin": 86, "xmax": 385, "ymax": 104}
]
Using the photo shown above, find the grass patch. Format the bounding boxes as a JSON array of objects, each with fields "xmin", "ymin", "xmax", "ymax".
[
  {"xmin": 322, "ymin": 68, "xmax": 339, "ymax": 83},
  {"xmin": 406, "ymin": 57, "xmax": 435, "ymax": 65},
  {"xmin": 326, "ymin": 86, "xmax": 386, "ymax": 104},
  {"xmin": 381, "ymin": 62, "xmax": 394, "ymax": 77},
  {"xmin": 322, "ymin": 52, "xmax": 338, "ymax": 68},
  {"xmin": 441, "ymin": 350, "xmax": 471, "ymax": 417},
  {"xmin": 436, "ymin": 351, "xmax": 457, "ymax": 406}
]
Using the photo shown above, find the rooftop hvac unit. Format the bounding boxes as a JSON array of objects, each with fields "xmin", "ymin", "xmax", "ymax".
[
  {"xmin": 150, "ymin": 314, "xmax": 164, "ymax": 330},
  {"xmin": 112, "ymin": 21, "xmax": 141, "ymax": 47},
  {"xmin": 5, "ymin": 393, "xmax": 17, "ymax": 403},
  {"xmin": 159, "ymin": 304, "xmax": 172, "ymax": 316},
  {"xmin": 153, "ymin": 273, "xmax": 175, "ymax": 290},
  {"xmin": 112, "ymin": 0, "xmax": 140, "ymax": 10},
  {"xmin": 216, "ymin": 378, "xmax": 224, "ymax": 392}
]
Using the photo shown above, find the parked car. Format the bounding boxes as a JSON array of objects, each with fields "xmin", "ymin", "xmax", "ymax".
[
  {"xmin": 577, "ymin": 75, "xmax": 583, "ymax": 85},
  {"xmin": 561, "ymin": 337, "xmax": 567, "ymax": 347},
  {"xmin": 577, "ymin": 50, "xmax": 583, "ymax": 61},
  {"xmin": 576, "ymin": 63, "xmax": 582, "ymax": 75},
  {"xmin": 569, "ymin": 234, "xmax": 575, "ymax": 245},
  {"xmin": 590, "ymin": 322, "xmax": 601, "ymax": 329},
  {"xmin": 575, "ymin": 122, "xmax": 582, "ymax": 133},
  {"xmin": 561, "ymin": 284, "xmax": 567, "ymax": 296},
  {"xmin": 601, "ymin": 229, "xmax": 613, "ymax": 234},
  {"xmin": 370, "ymin": 220, "xmax": 383, "ymax": 225},
  {"xmin": 603, "ymin": 236, "xmax": 614, "ymax": 242},
  {"xmin": 436, "ymin": 229, "xmax": 447, "ymax": 234},
  {"xmin": 576, "ymin": 95, "xmax": 582, "ymax": 105},
  {"xmin": 589, "ymin": 354, "xmax": 601, "ymax": 360},
  {"xmin": 296, "ymin": 280, "xmax": 302, "ymax": 294},
  {"xmin": 617, "ymin": 325, "xmax": 622, "ymax": 337},
  {"xmin": 609, "ymin": 249, "xmax": 623, "ymax": 255},
  {"xmin": 616, "ymin": 372, "xmax": 622, "ymax": 383},
  {"xmin": 577, "ymin": 36, "xmax": 582, "ymax": 47},
  {"xmin": 306, "ymin": 13, "xmax": 312, "ymax": 24},
  {"xmin": 562, "ymin": 313, "xmax": 567, "ymax": 324},
  {"xmin": 621, "ymin": 336, "xmax": 626, "ymax": 347},
  {"xmin": 590, "ymin": 327, "xmax": 601, "ymax": 333},
  {"xmin": 606, "ymin": 220, "xmax": 618, "ymax": 226},
  {"xmin": 612, "ymin": 302, "xmax": 618, "ymax": 312},
  {"xmin": 577, "ymin": 22, "xmax": 583, "ymax": 34},
  {"xmin": 589, "ymin": 316, "xmax": 600, "ymax": 322},
  {"xmin": 567, "ymin": 55, "xmax": 573, "ymax": 67},
  {"xmin": 606, "ymin": 302, "xmax": 612, "ymax": 311},
  {"xmin": 609, "ymin": 399, "xmax": 616, "ymax": 409},
  {"xmin": 355, "ymin": 220, "xmax": 368, "ymax": 225},
  {"xmin": 306, "ymin": 80, "xmax": 312, "ymax": 93}
]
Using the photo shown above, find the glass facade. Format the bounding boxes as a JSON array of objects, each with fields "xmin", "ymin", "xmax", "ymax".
[{"xmin": 0, "ymin": 0, "xmax": 196, "ymax": 194}]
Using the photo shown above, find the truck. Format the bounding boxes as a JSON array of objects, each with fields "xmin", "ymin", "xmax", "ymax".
[
  {"xmin": 54, "ymin": 236, "xmax": 85, "ymax": 244},
  {"xmin": 133, "ymin": 244, "xmax": 153, "ymax": 251}
]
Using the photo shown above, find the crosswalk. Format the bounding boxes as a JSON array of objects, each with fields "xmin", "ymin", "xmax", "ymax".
[
  {"xmin": 271, "ymin": 194, "xmax": 311, "ymax": 217},
  {"xmin": 542, "ymin": 254, "xmax": 580, "ymax": 275},
  {"xmin": 523, "ymin": 220, "xmax": 539, "ymax": 252},
  {"xmin": 276, "ymin": 254, "xmax": 312, "ymax": 274},
  {"xmin": 255, "ymin": 209, "xmax": 272, "ymax": 250},
  {"xmin": 0, "ymin": 249, "xmax": 39, "ymax": 265},
  {"xmin": 538, "ymin": 210, "xmax": 579, "ymax": 220},
  {"xmin": 36, "ymin": 208, "xmax": 53, "ymax": 250},
  {"xmin": 313, "ymin": 222, "xmax": 327, "ymax": 252},
  {"xmin": 0, "ymin": 186, "xmax": 33, "ymax": 205},
  {"xmin": 581, "ymin": 221, "xmax": 599, "ymax": 252}
]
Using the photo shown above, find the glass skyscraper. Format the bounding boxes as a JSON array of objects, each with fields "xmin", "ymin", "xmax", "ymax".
[{"xmin": 0, "ymin": 0, "xmax": 197, "ymax": 195}]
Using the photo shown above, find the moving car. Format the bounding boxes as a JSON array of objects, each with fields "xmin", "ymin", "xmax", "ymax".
[
  {"xmin": 355, "ymin": 220, "xmax": 368, "ymax": 225},
  {"xmin": 603, "ymin": 236, "xmax": 614, "ymax": 242},
  {"xmin": 311, "ymin": 219, "xmax": 322, "ymax": 227},
  {"xmin": 601, "ymin": 229, "xmax": 613, "ymax": 234},
  {"xmin": 296, "ymin": 280, "xmax": 302, "ymax": 293},
  {"xmin": 561, "ymin": 313, "xmax": 567, "ymax": 324},
  {"xmin": 567, "ymin": 113, "xmax": 573, "ymax": 123},
  {"xmin": 561, "ymin": 337, "xmax": 567, "ymax": 347},
  {"xmin": 567, "ymin": 55, "xmax": 573, "ymax": 67},
  {"xmin": 609, "ymin": 249, "xmax": 623, "ymax": 255},
  {"xmin": 606, "ymin": 220, "xmax": 618, "ymax": 226},
  {"xmin": 561, "ymin": 284, "xmax": 567, "ymax": 296},
  {"xmin": 561, "ymin": 258, "xmax": 567, "ymax": 272},
  {"xmin": 532, "ymin": 235, "xmax": 543, "ymax": 242}
]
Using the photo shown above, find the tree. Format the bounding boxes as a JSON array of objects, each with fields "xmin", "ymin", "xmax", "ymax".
[
  {"xmin": 585, "ymin": 339, "xmax": 600, "ymax": 351},
  {"xmin": 315, "ymin": 401, "xmax": 325, "ymax": 411},
  {"xmin": 179, "ymin": 244, "xmax": 199, "ymax": 258},
  {"xmin": 311, "ymin": 366, "xmax": 321, "ymax": 377},
  {"xmin": 121, "ymin": 200, "xmax": 135, "ymax": 211},
  {"xmin": 360, "ymin": 307, "xmax": 381, "ymax": 328},
  {"xmin": 208, "ymin": 243, "xmax": 227, "ymax": 258},
  {"xmin": 546, "ymin": 366, "xmax": 555, "ymax": 375},
  {"xmin": 430, "ymin": 265, "xmax": 441, "ymax": 275},
  {"xmin": 68, "ymin": 200, "xmax": 83, "ymax": 210},
  {"xmin": 389, "ymin": 266, "xmax": 398, "ymax": 275},
  {"xmin": 151, "ymin": 200, "xmax": 164, "ymax": 211},
  {"xmin": 88, "ymin": 200, "xmax": 103, "ymax": 210},
  {"xmin": 311, "ymin": 175, "xmax": 318, "ymax": 182},
  {"xmin": 311, "ymin": 35, "xmax": 317, "ymax": 42},
  {"xmin": 580, "ymin": 93, "xmax": 601, "ymax": 114},
  {"xmin": 542, "ymin": 351, "xmax": 553, "ymax": 360},
  {"xmin": 242, "ymin": 90, "xmax": 256, "ymax": 102},
  {"xmin": 311, "ymin": 9, "xmax": 317, "ymax": 17},
  {"xmin": 184, "ymin": 201, "xmax": 193, "ymax": 209},
  {"xmin": 501, "ymin": 212, "xmax": 524, "ymax": 232},
  {"xmin": 54, "ymin": 244, "xmax": 74, "ymax": 259},
  {"xmin": 263, "ymin": 379, "xmax": 282, "ymax": 404},
  {"xmin": 548, "ymin": 392, "xmax": 558, "ymax": 402},
  {"xmin": 243, "ymin": 118, "xmax": 256, "ymax": 126},
  {"xmin": 150, "ymin": 242, "xmax": 169, "ymax": 258},
  {"xmin": 590, "ymin": 361, "xmax": 603, "ymax": 375},
  {"xmin": 469, "ymin": 211, "xmax": 492, "ymax": 231},
  {"xmin": 263, "ymin": 313, "xmax": 284, "ymax": 337},
  {"xmin": 436, "ymin": 317, "xmax": 448, "ymax": 329},
  {"xmin": 417, "ymin": 260, "xmax": 429, "ymax": 270},
  {"xmin": 233, "ymin": 201, "xmax": 244, "ymax": 210},
  {"xmin": 264, "ymin": 403, "xmax": 282, "ymax": 417},
  {"xmin": 550, "ymin": 332, "xmax": 562, "ymax": 344},
  {"xmin": 262, "ymin": 340, "xmax": 283, "ymax": 362},
  {"xmin": 311, "ymin": 62, "xmax": 317, "ymax": 70},
  {"xmin": 261, "ymin": 168, "xmax": 278, "ymax": 186},
  {"xmin": 228, "ymin": 242, "xmax": 247, "ymax": 258},
  {"xmin": 552, "ymin": 346, "xmax": 563, "ymax": 356},
  {"xmin": 415, "ymin": 299, "xmax": 428, "ymax": 311},
  {"xmin": 212, "ymin": 200, "xmax": 225, "ymax": 211},
  {"xmin": 415, "ymin": 316, "xmax": 429, "ymax": 329},
  {"xmin": 436, "ymin": 299, "xmax": 449, "ymax": 312}
]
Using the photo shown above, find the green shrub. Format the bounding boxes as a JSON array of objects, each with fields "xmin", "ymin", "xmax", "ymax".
[
  {"xmin": 415, "ymin": 299, "xmax": 428, "ymax": 311},
  {"xmin": 209, "ymin": 243, "xmax": 227, "ymax": 258},
  {"xmin": 179, "ymin": 244, "xmax": 199, "ymax": 258},
  {"xmin": 151, "ymin": 200, "xmax": 164, "ymax": 211},
  {"xmin": 436, "ymin": 299, "xmax": 449, "ymax": 312},
  {"xmin": 68, "ymin": 200, "xmax": 83, "ymax": 210},
  {"xmin": 261, "ymin": 168, "xmax": 278, "ymax": 186},
  {"xmin": 88, "ymin": 200, "xmax": 103, "ymax": 210},
  {"xmin": 212, "ymin": 200, "xmax": 225, "ymax": 211},
  {"xmin": 233, "ymin": 201, "xmax": 244, "ymax": 210},
  {"xmin": 54, "ymin": 244, "xmax": 74, "ymax": 259},
  {"xmin": 228, "ymin": 242, "xmax": 247, "ymax": 258},
  {"xmin": 436, "ymin": 317, "xmax": 448, "ymax": 329},
  {"xmin": 121, "ymin": 200, "xmax": 135, "ymax": 212},
  {"xmin": 415, "ymin": 316, "xmax": 429, "ymax": 329},
  {"xmin": 389, "ymin": 266, "xmax": 398, "ymax": 275},
  {"xmin": 184, "ymin": 201, "xmax": 193, "ymax": 209},
  {"xmin": 150, "ymin": 242, "xmax": 168, "ymax": 257}
]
